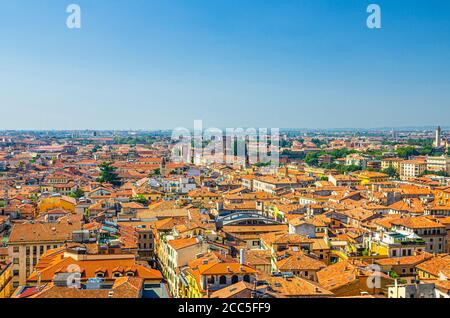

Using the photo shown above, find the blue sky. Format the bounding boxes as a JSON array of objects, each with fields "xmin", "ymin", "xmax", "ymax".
[{"xmin": 0, "ymin": 0, "xmax": 449, "ymax": 130}]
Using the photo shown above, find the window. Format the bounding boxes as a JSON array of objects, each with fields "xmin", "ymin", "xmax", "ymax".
[
  {"xmin": 208, "ymin": 276, "xmax": 215, "ymax": 284},
  {"xmin": 219, "ymin": 275, "xmax": 227, "ymax": 284},
  {"xmin": 112, "ymin": 272, "xmax": 122, "ymax": 278},
  {"xmin": 243, "ymin": 275, "xmax": 251, "ymax": 283},
  {"xmin": 231, "ymin": 275, "xmax": 239, "ymax": 284},
  {"xmin": 13, "ymin": 258, "xmax": 19, "ymax": 264},
  {"xmin": 13, "ymin": 247, "xmax": 19, "ymax": 253},
  {"xmin": 96, "ymin": 272, "xmax": 105, "ymax": 278}
]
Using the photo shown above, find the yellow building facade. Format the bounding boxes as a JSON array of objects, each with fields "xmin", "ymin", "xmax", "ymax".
[
  {"xmin": 0, "ymin": 262, "xmax": 13, "ymax": 298},
  {"xmin": 37, "ymin": 195, "xmax": 76, "ymax": 214},
  {"xmin": 354, "ymin": 171, "xmax": 389, "ymax": 185}
]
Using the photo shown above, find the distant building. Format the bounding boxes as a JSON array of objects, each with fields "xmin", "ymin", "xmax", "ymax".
[
  {"xmin": 400, "ymin": 159, "xmax": 427, "ymax": 181},
  {"xmin": 391, "ymin": 217, "xmax": 447, "ymax": 254},
  {"xmin": 328, "ymin": 174, "xmax": 360, "ymax": 187},
  {"xmin": 426, "ymin": 155, "xmax": 450, "ymax": 174},
  {"xmin": 353, "ymin": 171, "xmax": 389, "ymax": 185},
  {"xmin": 345, "ymin": 153, "xmax": 370, "ymax": 169},
  {"xmin": 381, "ymin": 158, "xmax": 402, "ymax": 172},
  {"xmin": 317, "ymin": 154, "xmax": 332, "ymax": 165}
]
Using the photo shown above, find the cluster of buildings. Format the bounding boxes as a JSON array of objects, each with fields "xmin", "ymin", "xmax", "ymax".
[{"xmin": 0, "ymin": 129, "xmax": 449, "ymax": 299}]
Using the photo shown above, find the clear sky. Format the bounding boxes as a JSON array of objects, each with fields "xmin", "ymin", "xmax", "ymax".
[{"xmin": 0, "ymin": 0, "xmax": 449, "ymax": 130}]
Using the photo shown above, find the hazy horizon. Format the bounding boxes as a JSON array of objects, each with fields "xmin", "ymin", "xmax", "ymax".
[{"xmin": 1, "ymin": 125, "xmax": 449, "ymax": 133}]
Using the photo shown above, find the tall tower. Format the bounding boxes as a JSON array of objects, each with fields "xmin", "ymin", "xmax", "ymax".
[
  {"xmin": 435, "ymin": 126, "xmax": 442, "ymax": 148},
  {"xmin": 160, "ymin": 156, "xmax": 169, "ymax": 177}
]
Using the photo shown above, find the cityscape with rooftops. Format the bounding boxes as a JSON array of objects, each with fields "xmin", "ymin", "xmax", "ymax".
[
  {"xmin": 0, "ymin": 126, "xmax": 450, "ymax": 299},
  {"xmin": 1, "ymin": 1, "xmax": 450, "ymax": 301}
]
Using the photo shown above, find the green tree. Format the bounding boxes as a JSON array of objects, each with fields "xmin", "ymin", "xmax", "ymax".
[
  {"xmin": 130, "ymin": 195, "xmax": 148, "ymax": 205},
  {"xmin": 69, "ymin": 188, "xmax": 85, "ymax": 199},
  {"xmin": 419, "ymin": 170, "xmax": 448, "ymax": 177},
  {"xmin": 280, "ymin": 139, "xmax": 293, "ymax": 148},
  {"xmin": 389, "ymin": 271, "xmax": 399, "ymax": 279},
  {"xmin": 91, "ymin": 145, "xmax": 101, "ymax": 153},
  {"xmin": 395, "ymin": 147, "xmax": 419, "ymax": 159},
  {"xmin": 304, "ymin": 152, "xmax": 321, "ymax": 166},
  {"xmin": 255, "ymin": 161, "xmax": 272, "ymax": 167},
  {"xmin": 97, "ymin": 162, "xmax": 122, "ymax": 186},
  {"xmin": 382, "ymin": 166, "xmax": 398, "ymax": 178},
  {"xmin": 311, "ymin": 138, "xmax": 326, "ymax": 147},
  {"xmin": 336, "ymin": 164, "xmax": 361, "ymax": 174}
]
